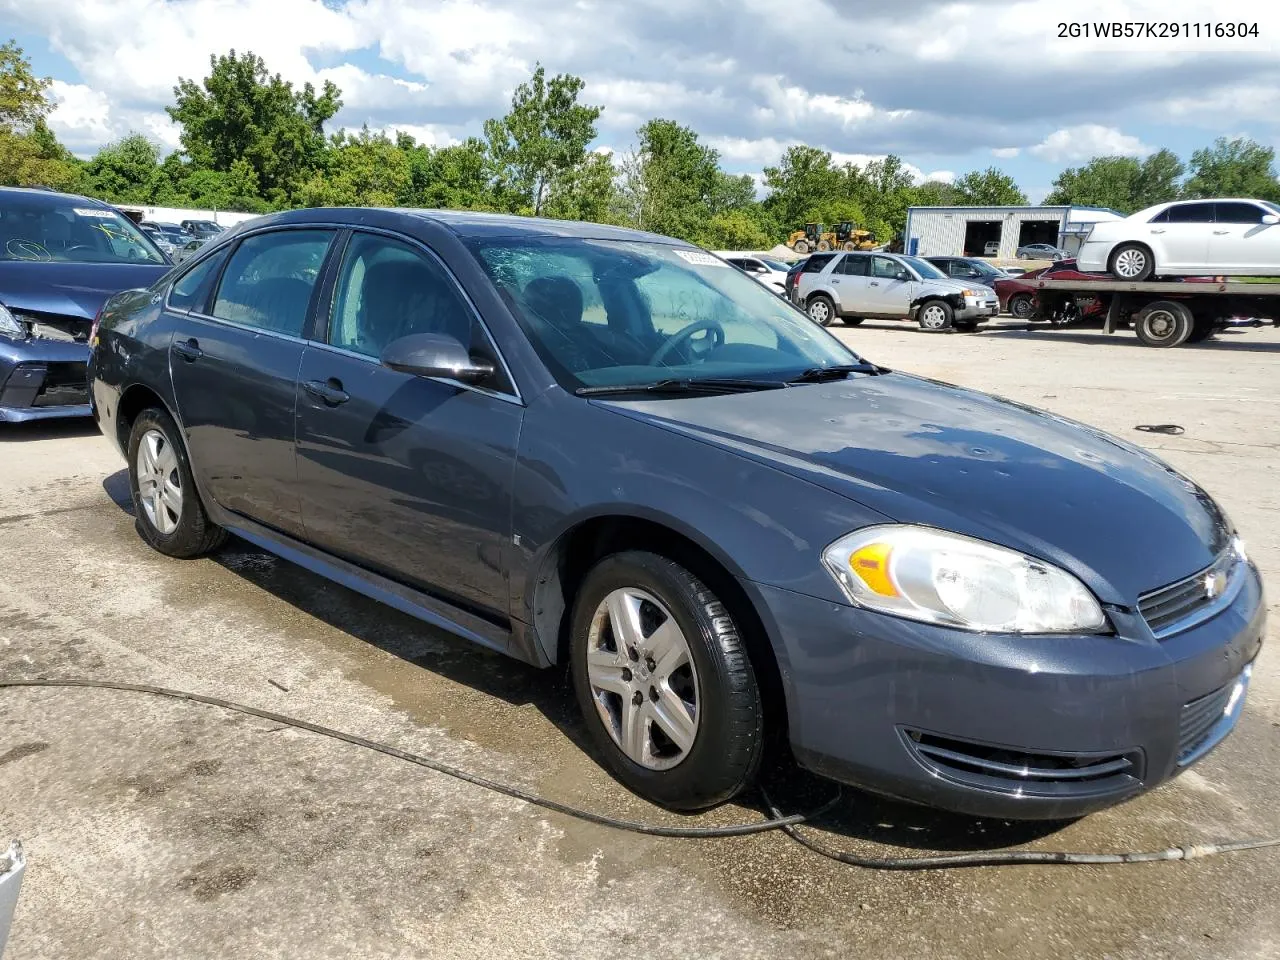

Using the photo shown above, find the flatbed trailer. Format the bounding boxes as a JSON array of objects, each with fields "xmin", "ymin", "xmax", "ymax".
[{"xmin": 1031, "ymin": 278, "xmax": 1280, "ymax": 347}]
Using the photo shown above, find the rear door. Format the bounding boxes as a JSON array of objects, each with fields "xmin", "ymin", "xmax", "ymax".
[
  {"xmin": 1209, "ymin": 202, "xmax": 1280, "ymax": 273},
  {"xmin": 294, "ymin": 230, "xmax": 523, "ymax": 618},
  {"xmin": 168, "ymin": 227, "xmax": 337, "ymax": 538},
  {"xmin": 1149, "ymin": 203, "xmax": 1212, "ymax": 270}
]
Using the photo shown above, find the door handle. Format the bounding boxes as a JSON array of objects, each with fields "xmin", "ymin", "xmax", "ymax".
[
  {"xmin": 303, "ymin": 378, "xmax": 350, "ymax": 406},
  {"xmin": 1212, "ymin": 230, "xmax": 1229, "ymax": 235},
  {"xmin": 1149, "ymin": 229, "xmax": 1166, "ymax": 234},
  {"xmin": 869, "ymin": 281, "xmax": 880, "ymax": 286},
  {"xmin": 172, "ymin": 338, "xmax": 203, "ymax": 361},
  {"xmin": 832, "ymin": 279, "xmax": 840, "ymax": 284}
]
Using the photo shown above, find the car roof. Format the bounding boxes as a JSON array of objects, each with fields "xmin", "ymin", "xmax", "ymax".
[
  {"xmin": 257, "ymin": 206, "xmax": 687, "ymax": 245},
  {"xmin": 0, "ymin": 185, "xmax": 116, "ymax": 209}
]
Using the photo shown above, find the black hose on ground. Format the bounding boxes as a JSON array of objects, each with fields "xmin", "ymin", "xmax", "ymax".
[{"xmin": 4, "ymin": 678, "xmax": 1280, "ymax": 869}]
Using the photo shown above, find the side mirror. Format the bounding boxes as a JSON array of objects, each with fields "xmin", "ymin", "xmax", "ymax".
[
  {"xmin": 966, "ymin": 268, "xmax": 982, "ymax": 277},
  {"xmin": 896, "ymin": 271, "xmax": 911, "ymax": 281},
  {"xmin": 380, "ymin": 332, "xmax": 495, "ymax": 385},
  {"xmin": 1262, "ymin": 214, "xmax": 1279, "ymax": 225}
]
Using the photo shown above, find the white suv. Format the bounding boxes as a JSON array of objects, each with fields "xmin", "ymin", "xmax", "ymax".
[
  {"xmin": 1077, "ymin": 198, "xmax": 1280, "ymax": 280},
  {"xmin": 793, "ymin": 252, "xmax": 999, "ymax": 331}
]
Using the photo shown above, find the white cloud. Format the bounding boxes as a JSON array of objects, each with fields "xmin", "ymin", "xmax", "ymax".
[
  {"xmin": 1028, "ymin": 125, "xmax": 1152, "ymax": 163},
  {"xmin": 380, "ymin": 124, "xmax": 460, "ymax": 148},
  {"xmin": 46, "ymin": 81, "xmax": 113, "ymax": 150},
  {"xmin": 992, "ymin": 147, "xmax": 1020, "ymax": 158}
]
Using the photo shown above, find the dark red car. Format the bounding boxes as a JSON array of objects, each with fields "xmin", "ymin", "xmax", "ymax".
[{"xmin": 995, "ymin": 260, "xmax": 1086, "ymax": 319}]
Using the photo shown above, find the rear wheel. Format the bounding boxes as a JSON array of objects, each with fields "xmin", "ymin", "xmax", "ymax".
[
  {"xmin": 570, "ymin": 551, "xmax": 764, "ymax": 811},
  {"xmin": 817, "ymin": 240, "xmax": 831, "ymax": 252},
  {"xmin": 842, "ymin": 241, "xmax": 855, "ymax": 251},
  {"xmin": 1008, "ymin": 293, "xmax": 1035, "ymax": 320},
  {"xmin": 806, "ymin": 294, "xmax": 836, "ymax": 326},
  {"xmin": 1109, "ymin": 243, "xmax": 1154, "ymax": 281},
  {"xmin": 1133, "ymin": 300, "xmax": 1193, "ymax": 347},
  {"xmin": 127, "ymin": 407, "xmax": 226, "ymax": 557},
  {"xmin": 917, "ymin": 299, "xmax": 953, "ymax": 331}
]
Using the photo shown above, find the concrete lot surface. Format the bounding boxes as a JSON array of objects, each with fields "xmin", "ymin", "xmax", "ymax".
[{"xmin": 1, "ymin": 320, "xmax": 1278, "ymax": 959}]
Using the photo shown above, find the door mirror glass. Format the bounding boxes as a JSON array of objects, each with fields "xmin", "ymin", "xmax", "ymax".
[
  {"xmin": 896, "ymin": 270, "xmax": 911, "ymax": 281},
  {"xmin": 380, "ymin": 332, "xmax": 495, "ymax": 384},
  {"xmin": 1263, "ymin": 214, "xmax": 1280, "ymax": 225}
]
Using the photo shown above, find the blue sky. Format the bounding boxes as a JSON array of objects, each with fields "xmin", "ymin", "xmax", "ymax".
[{"xmin": 4, "ymin": 0, "xmax": 1279, "ymax": 203}]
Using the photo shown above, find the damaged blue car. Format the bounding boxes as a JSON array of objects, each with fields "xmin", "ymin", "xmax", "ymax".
[{"xmin": 1, "ymin": 187, "xmax": 169, "ymax": 423}]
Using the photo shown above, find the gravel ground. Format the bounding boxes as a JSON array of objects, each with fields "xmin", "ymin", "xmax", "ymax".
[{"xmin": 1, "ymin": 318, "xmax": 1277, "ymax": 959}]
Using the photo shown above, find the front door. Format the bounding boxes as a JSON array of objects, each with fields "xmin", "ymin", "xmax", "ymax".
[
  {"xmin": 1208, "ymin": 202, "xmax": 1280, "ymax": 274},
  {"xmin": 865, "ymin": 256, "xmax": 913, "ymax": 316},
  {"xmin": 294, "ymin": 230, "xmax": 523, "ymax": 618},
  {"xmin": 168, "ymin": 228, "xmax": 336, "ymax": 538}
]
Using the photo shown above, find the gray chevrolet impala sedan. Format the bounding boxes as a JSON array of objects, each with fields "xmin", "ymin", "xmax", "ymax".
[{"xmin": 89, "ymin": 208, "xmax": 1265, "ymax": 819}]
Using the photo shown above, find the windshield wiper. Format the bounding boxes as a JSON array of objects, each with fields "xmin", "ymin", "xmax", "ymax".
[
  {"xmin": 575, "ymin": 377, "xmax": 787, "ymax": 397},
  {"xmin": 788, "ymin": 362, "xmax": 889, "ymax": 383}
]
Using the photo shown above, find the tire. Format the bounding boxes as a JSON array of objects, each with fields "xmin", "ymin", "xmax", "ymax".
[
  {"xmin": 1109, "ymin": 243, "xmax": 1154, "ymax": 281},
  {"xmin": 1133, "ymin": 300, "xmax": 1193, "ymax": 347},
  {"xmin": 916, "ymin": 298, "xmax": 953, "ymax": 331},
  {"xmin": 841, "ymin": 316, "xmax": 864, "ymax": 326},
  {"xmin": 806, "ymin": 294, "xmax": 836, "ymax": 327},
  {"xmin": 817, "ymin": 240, "xmax": 831, "ymax": 252},
  {"xmin": 127, "ymin": 407, "xmax": 227, "ymax": 558},
  {"xmin": 842, "ymin": 241, "xmax": 856, "ymax": 251},
  {"xmin": 793, "ymin": 239, "xmax": 809, "ymax": 254},
  {"xmin": 1008, "ymin": 293, "xmax": 1035, "ymax": 320},
  {"xmin": 569, "ymin": 551, "xmax": 764, "ymax": 811}
]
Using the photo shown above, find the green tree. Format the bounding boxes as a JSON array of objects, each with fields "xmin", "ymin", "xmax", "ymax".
[
  {"xmin": 543, "ymin": 150, "xmax": 616, "ymax": 222},
  {"xmin": 762, "ymin": 145, "xmax": 843, "ymax": 229},
  {"xmin": 701, "ymin": 209, "xmax": 771, "ymax": 249},
  {"xmin": 0, "ymin": 40, "xmax": 80, "ymax": 189},
  {"xmin": 484, "ymin": 64, "xmax": 602, "ymax": 216},
  {"xmin": 80, "ymin": 133, "xmax": 162, "ymax": 203},
  {"xmin": 853, "ymin": 155, "xmax": 917, "ymax": 237},
  {"xmin": 709, "ymin": 172, "xmax": 757, "ymax": 215},
  {"xmin": 912, "ymin": 179, "xmax": 960, "ymax": 206},
  {"xmin": 1133, "ymin": 149, "xmax": 1184, "ymax": 207},
  {"xmin": 154, "ymin": 154, "xmax": 269, "ymax": 212},
  {"xmin": 619, "ymin": 118, "xmax": 721, "ymax": 240},
  {"xmin": 297, "ymin": 126, "xmax": 410, "ymax": 208},
  {"xmin": 403, "ymin": 138, "xmax": 494, "ymax": 210},
  {"xmin": 1183, "ymin": 137, "xmax": 1280, "ymax": 201},
  {"xmin": 1046, "ymin": 151, "xmax": 1186, "ymax": 213},
  {"xmin": 169, "ymin": 49, "xmax": 341, "ymax": 206},
  {"xmin": 952, "ymin": 167, "xmax": 1027, "ymax": 205}
]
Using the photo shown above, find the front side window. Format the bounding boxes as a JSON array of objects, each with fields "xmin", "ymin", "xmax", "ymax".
[
  {"xmin": 1214, "ymin": 202, "xmax": 1266, "ymax": 224},
  {"xmin": 328, "ymin": 232, "xmax": 499, "ymax": 379},
  {"xmin": 467, "ymin": 238, "xmax": 857, "ymax": 391},
  {"xmin": 871, "ymin": 256, "xmax": 902, "ymax": 279},
  {"xmin": 211, "ymin": 229, "xmax": 334, "ymax": 337},
  {"xmin": 168, "ymin": 248, "xmax": 231, "ymax": 312},
  {"xmin": 0, "ymin": 194, "xmax": 165, "ymax": 264}
]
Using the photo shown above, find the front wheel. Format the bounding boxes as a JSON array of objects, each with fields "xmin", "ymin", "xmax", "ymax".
[
  {"xmin": 806, "ymin": 294, "xmax": 836, "ymax": 326},
  {"xmin": 917, "ymin": 298, "xmax": 954, "ymax": 331},
  {"xmin": 793, "ymin": 239, "xmax": 809, "ymax": 254},
  {"xmin": 570, "ymin": 552, "xmax": 764, "ymax": 811},
  {"xmin": 127, "ymin": 407, "xmax": 227, "ymax": 557}
]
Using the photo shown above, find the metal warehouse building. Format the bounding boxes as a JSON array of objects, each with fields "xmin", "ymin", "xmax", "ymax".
[{"xmin": 903, "ymin": 205, "xmax": 1123, "ymax": 260}]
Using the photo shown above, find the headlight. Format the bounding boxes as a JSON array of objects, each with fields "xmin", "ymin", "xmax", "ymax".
[
  {"xmin": 0, "ymin": 303, "xmax": 26, "ymax": 339},
  {"xmin": 822, "ymin": 525, "xmax": 1107, "ymax": 634},
  {"xmin": 961, "ymin": 289, "xmax": 979, "ymax": 298}
]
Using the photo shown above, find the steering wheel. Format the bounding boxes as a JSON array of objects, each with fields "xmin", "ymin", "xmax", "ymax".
[
  {"xmin": 648, "ymin": 318, "xmax": 725, "ymax": 366},
  {"xmin": 64, "ymin": 245, "xmax": 95, "ymax": 254}
]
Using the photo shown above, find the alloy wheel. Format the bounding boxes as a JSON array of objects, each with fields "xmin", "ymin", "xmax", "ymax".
[
  {"xmin": 1114, "ymin": 248, "xmax": 1147, "ymax": 278},
  {"xmin": 136, "ymin": 428, "xmax": 183, "ymax": 535},
  {"xmin": 585, "ymin": 587, "xmax": 700, "ymax": 771}
]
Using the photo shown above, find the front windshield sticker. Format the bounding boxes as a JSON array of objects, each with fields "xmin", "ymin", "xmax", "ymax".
[
  {"xmin": 674, "ymin": 250, "xmax": 728, "ymax": 267},
  {"xmin": 72, "ymin": 208, "xmax": 115, "ymax": 218}
]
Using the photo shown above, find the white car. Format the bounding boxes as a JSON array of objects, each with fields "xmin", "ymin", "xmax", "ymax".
[
  {"xmin": 1077, "ymin": 198, "xmax": 1280, "ymax": 280},
  {"xmin": 713, "ymin": 252, "xmax": 790, "ymax": 294}
]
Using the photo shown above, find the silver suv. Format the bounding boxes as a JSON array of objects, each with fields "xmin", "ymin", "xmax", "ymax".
[{"xmin": 794, "ymin": 252, "xmax": 999, "ymax": 331}]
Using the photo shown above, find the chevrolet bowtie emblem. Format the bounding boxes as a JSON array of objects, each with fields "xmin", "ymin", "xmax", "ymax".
[{"xmin": 1204, "ymin": 570, "xmax": 1227, "ymax": 600}]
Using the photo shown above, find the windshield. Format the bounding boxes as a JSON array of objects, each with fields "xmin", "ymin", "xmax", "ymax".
[
  {"xmin": 1262, "ymin": 201, "xmax": 1280, "ymax": 217},
  {"xmin": 901, "ymin": 256, "xmax": 947, "ymax": 280},
  {"xmin": 0, "ymin": 195, "xmax": 165, "ymax": 264},
  {"xmin": 467, "ymin": 238, "xmax": 861, "ymax": 392},
  {"xmin": 968, "ymin": 260, "xmax": 1003, "ymax": 276}
]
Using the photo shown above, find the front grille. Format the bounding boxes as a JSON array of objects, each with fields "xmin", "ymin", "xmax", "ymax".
[
  {"xmin": 1177, "ymin": 665, "xmax": 1251, "ymax": 766},
  {"xmin": 1138, "ymin": 546, "xmax": 1243, "ymax": 639},
  {"xmin": 32, "ymin": 362, "xmax": 88, "ymax": 407},
  {"xmin": 904, "ymin": 730, "xmax": 1142, "ymax": 796}
]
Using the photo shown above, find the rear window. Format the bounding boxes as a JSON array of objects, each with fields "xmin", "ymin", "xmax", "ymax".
[
  {"xmin": 802, "ymin": 254, "xmax": 835, "ymax": 273},
  {"xmin": 836, "ymin": 254, "xmax": 868, "ymax": 276}
]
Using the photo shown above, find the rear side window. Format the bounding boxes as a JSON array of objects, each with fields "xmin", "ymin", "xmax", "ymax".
[
  {"xmin": 211, "ymin": 230, "xmax": 334, "ymax": 337},
  {"xmin": 1162, "ymin": 203, "xmax": 1214, "ymax": 224},
  {"xmin": 836, "ymin": 254, "xmax": 868, "ymax": 276},
  {"xmin": 1214, "ymin": 202, "xmax": 1266, "ymax": 224},
  {"xmin": 168, "ymin": 248, "xmax": 230, "ymax": 312},
  {"xmin": 802, "ymin": 254, "xmax": 835, "ymax": 273}
]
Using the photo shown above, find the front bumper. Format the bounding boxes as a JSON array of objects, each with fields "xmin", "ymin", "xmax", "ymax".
[
  {"xmin": 955, "ymin": 298, "xmax": 1000, "ymax": 321},
  {"xmin": 0, "ymin": 335, "xmax": 92, "ymax": 422},
  {"xmin": 752, "ymin": 563, "xmax": 1265, "ymax": 820}
]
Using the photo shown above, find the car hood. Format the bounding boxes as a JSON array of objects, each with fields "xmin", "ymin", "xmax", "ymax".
[
  {"xmin": 916, "ymin": 278, "xmax": 988, "ymax": 296},
  {"xmin": 0, "ymin": 261, "xmax": 169, "ymax": 320},
  {"xmin": 600, "ymin": 375, "xmax": 1231, "ymax": 604}
]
